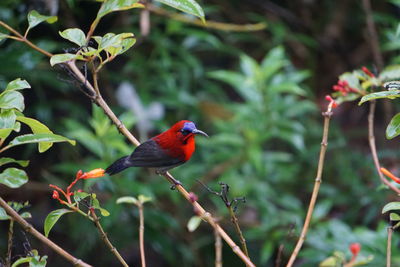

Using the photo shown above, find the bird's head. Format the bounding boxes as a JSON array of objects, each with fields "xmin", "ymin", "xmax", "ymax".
[{"xmin": 172, "ymin": 120, "xmax": 208, "ymax": 141}]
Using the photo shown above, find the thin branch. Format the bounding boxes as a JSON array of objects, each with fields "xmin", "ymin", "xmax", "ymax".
[
  {"xmin": 137, "ymin": 203, "xmax": 146, "ymax": 267},
  {"xmin": 0, "ymin": 197, "xmax": 92, "ymax": 267},
  {"xmin": 89, "ymin": 209, "xmax": 129, "ymax": 267},
  {"xmin": 368, "ymin": 101, "xmax": 400, "ymax": 194},
  {"xmin": 286, "ymin": 103, "xmax": 334, "ymax": 267},
  {"xmin": 387, "ymin": 226, "xmax": 393, "ymax": 267},
  {"xmin": 147, "ymin": 4, "xmax": 266, "ymax": 32},
  {"xmin": 228, "ymin": 204, "xmax": 248, "ymax": 258},
  {"xmin": 0, "ymin": 21, "xmax": 253, "ymax": 267},
  {"xmin": 214, "ymin": 229, "xmax": 222, "ymax": 267},
  {"xmin": 6, "ymin": 219, "xmax": 14, "ymax": 267}
]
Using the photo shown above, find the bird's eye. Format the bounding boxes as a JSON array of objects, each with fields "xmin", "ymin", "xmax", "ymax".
[{"xmin": 180, "ymin": 129, "xmax": 190, "ymax": 135}]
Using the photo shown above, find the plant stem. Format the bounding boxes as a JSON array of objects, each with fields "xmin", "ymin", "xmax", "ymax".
[
  {"xmin": 138, "ymin": 203, "xmax": 146, "ymax": 267},
  {"xmin": 387, "ymin": 226, "xmax": 393, "ymax": 267},
  {"xmin": 286, "ymin": 104, "xmax": 334, "ymax": 267},
  {"xmin": 214, "ymin": 229, "xmax": 222, "ymax": 267},
  {"xmin": 5, "ymin": 219, "xmax": 14, "ymax": 267},
  {"xmin": 228, "ymin": 205, "xmax": 249, "ymax": 258},
  {"xmin": 89, "ymin": 209, "xmax": 129, "ymax": 267},
  {"xmin": 0, "ymin": 197, "xmax": 92, "ymax": 267}
]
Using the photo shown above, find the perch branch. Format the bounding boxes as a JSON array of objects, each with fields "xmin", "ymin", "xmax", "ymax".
[{"xmin": 0, "ymin": 197, "xmax": 92, "ymax": 267}]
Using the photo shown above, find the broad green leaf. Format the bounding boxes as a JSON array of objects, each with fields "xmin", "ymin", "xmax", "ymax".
[
  {"xmin": 390, "ymin": 212, "xmax": 400, "ymax": 221},
  {"xmin": 11, "ymin": 256, "xmax": 31, "ymax": 267},
  {"xmin": 30, "ymin": 254, "xmax": 47, "ymax": 267},
  {"xmin": 0, "ymin": 168, "xmax": 28, "ymax": 188},
  {"xmin": 5, "ymin": 78, "xmax": 31, "ymax": 91},
  {"xmin": 73, "ymin": 191, "xmax": 90, "ymax": 203},
  {"xmin": 59, "ymin": 28, "xmax": 86, "ymax": 46},
  {"xmin": 0, "ymin": 207, "xmax": 10, "ymax": 220},
  {"xmin": 386, "ymin": 113, "xmax": 400, "ymax": 139},
  {"xmin": 382, "ymin": 201, "xmax": 400, "ymax": 214},
  {"xmin": 44, "ymin": 209, "xmax": 72, "ymax": 237},
  {"xmin": 92, "ymin": 197, "xmax": 110, "ymax": 216},
  {"xmin": 117, "ymin": 37, "xmax": 136, "ymax": 55},
  {"xmin": 50, "ymin": 53, "xmax": 83, "ymax": 66},
  {"xmin": 116, "ymin": 196, "xmax": 138, "ymax": 205},
  {"xmin": 8, "ymin": 133, "xmax": 76, "ymax": 152},
  {"xmin": 0, "ymin": 109, "xmax": 16, "ymax": 129},
  {"xmin": 27, "ymin": 10, "xmax": 57, "ymax": 31},
  {"xmin": 358, "ymin": 90, "xmax": 400, "ymax": 105},
  {"xmin": 0, "ymin": 121, "xmax": 20, "ymax": 140},
  {"xmin": 16, "ymin": 116, "xmax": 54, "ymax": 152},
  {"xmin": 319, "ymin": 256, "xmax": 339, "ymax": 267},
  {"xmin": 0, "ymin": 91, "xmax": 24, "ymax": 111},
  {"xmin": 20, "ymin": 211, "xmax": 32, "ymax": 219},
  {"xmin": 0, "ymin": 157, "xmax": 29, "ymax": 167},
  {"xmin": 97, "ymin": 0, "xmax": 143, "ymax": 20},
  {"xmin": 155, "ymin": 0, "xmax": 205, "ymax": 23},
  {"xmin": 187, "ymin": 216, "xmax": 202, "ymax": 232}
]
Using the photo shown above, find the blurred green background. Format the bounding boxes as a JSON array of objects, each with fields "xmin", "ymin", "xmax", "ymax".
[{"xmin": 1, "ymin": 0, "xmax": 400, "ymax": 266}]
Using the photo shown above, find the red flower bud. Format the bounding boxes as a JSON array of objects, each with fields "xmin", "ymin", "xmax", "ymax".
[
  {"xmin": 362, "ymin": 66, "xmax": 375, "ymax": 78},
  {"xmin": 52, "ymin": 190, "xmax": 59, "ymax": 199},
  {"xmin": 325, "ymin": 95, "xmax": 338, "ymax": 108},
  {"xmin": 332, "ymin": 85, "xmax": 343, "ymax": 91},
  {"xmin": 349, "ymin": 242, "xmax": 361, "ymax": 256}
]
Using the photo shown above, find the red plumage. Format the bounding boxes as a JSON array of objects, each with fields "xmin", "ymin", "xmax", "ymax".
[{"xmin": 105, "ymin": 120, "xmax": 208, "ymax": 175}]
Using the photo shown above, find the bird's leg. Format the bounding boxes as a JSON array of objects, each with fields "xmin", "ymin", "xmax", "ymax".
[{"xmin": 156, "ymin": 170, "xmax": 182, "ymax": 190}]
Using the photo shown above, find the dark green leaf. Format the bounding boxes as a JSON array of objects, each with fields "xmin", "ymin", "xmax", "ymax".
[
  {"xmin": 0, "ymin": 168, "xmax": 28, "ymax": 188},
  {"xmin": 50, "ymin": 53, "xmax": 83, "ymax": 66},
  {"xmin": 44, "ymin": 209, "xmax": 72, "ymax": 237},
  {"xmin": 386, "ymin": 113, "xmax": 400, "ymax": 139},
  {"xmin": 358, "ymin": 90, "xmax": 400, "ymax": 105},
  {"xmin": 16, "ymin": 116, "xmax": 54, "ymax": 152},
  {"xmin": 27, "ymin": 10, "xmax": 57, "ymax": 31},
  {"xmin": 0, "ymin": 91, "xmax": 25, "ymax": 111},
  {"xmin": 5, "ymin": 78, "xmax": 31, "ymax": 91},
  {"xmin": 154, "ymin": 0, "xmax": 205, "ymax": 23},
  {"xmin": 8, "ymin": 133, "xmax": 76, "ymax": 152},
  {"xmin": 0, "ymin": 157, "xmax": 29, "ymax": 167},
  {"xmin": 59, "ymin": 28, "xmax": 86, "ymax": 46},
  {"xmin": 97, "ymin": 0, "xmax": 143, "ymax": 21},
  {"xmin": 382, "ymin": 202, "xmax": 400, "ymax": 214}
]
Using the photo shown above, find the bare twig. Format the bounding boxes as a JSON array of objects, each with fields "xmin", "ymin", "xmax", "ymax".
[
  {"xmin": 214, "ymin": 229, "xmax": 222, "ymax": 267},
  {"xmin": 6, "ymin": 219, "xmax": 14, "ymax": 267},
  {"xmin": 0, "ymin": 21, "xmax": 254, "ymax": 267},
  {"xmin": 138, "ymin": 203, "xmax": 146, "ymax": 267},
  {"xmin": 387, "ymin": 226, "xmax": 393, "ymax": 267},
  {"xmin": 0, "ymin": 197, "xmax": 92, "ymax": 267},
  {"xmin": 147, "ymin": 4, "xmax": 266, "ymax": 32},
  {"xmin": 286, "ymin": 103, "xmax": 334, "ymax": 267},
  {"xmin": 89, "ymin": 209, "xmax": 129, "ymax": 267}
]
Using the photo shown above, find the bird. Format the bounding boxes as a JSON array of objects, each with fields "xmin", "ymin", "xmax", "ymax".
[{"xmin": 105, "ymin": 120, "xmax": 208, "ymax": 182}]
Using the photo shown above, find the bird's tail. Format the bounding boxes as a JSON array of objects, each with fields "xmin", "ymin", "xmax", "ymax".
[{"xmin": 105, "ymin": 156, "xmax": 132, "ymax": 175}]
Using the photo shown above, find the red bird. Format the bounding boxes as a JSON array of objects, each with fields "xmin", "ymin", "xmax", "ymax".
[{"xmin": 105, "ymin": 120, "xmax": 208, "ymax": 177}]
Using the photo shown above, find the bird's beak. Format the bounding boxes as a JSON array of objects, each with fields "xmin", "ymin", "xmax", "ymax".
[{"xmin": 192, "ymin": 129, "xmax": 209, "ymax": 137}]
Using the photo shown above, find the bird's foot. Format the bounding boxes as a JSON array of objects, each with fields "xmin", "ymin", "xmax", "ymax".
[
  {"xmin": 155, "ymin": 170, "xmax": 182, "ymax": 190},
  {"xmin": 169, "ymin": 178, "xmax": 182, "ymax": 190}
]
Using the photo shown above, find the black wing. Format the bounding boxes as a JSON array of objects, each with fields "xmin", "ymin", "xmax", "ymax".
[{"xmin": 129, "ymin": 139, "xmax": 184, "ymax": 168}]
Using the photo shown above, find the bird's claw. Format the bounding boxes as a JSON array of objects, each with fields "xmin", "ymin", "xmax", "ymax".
[{"xmin": 170, "ymin": 179, "xmax": 182, "ymax": 190}]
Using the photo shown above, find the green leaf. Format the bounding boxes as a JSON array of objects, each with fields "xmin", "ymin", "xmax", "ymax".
[
  {"xmin": 358, "ymin": 90, "xmax": 400, "ymax": 105},
  {"xmin": 390, "ymin": 212, "xmax": 400, "ymax": 221},
  {"xmin": 382, "ymin": 202, "xmax": 400, "ymax": 214},
  {"xmin": 187, "ymin": 216, "xmax": 202, "ymax": 232},
  {"xmin": 319, "ymin": 256, "xmax": 339, "ymax": 267},
  {"xmin": 59, "ymin": 28, "xmax": 86, "ymax": 46},
  {"xmin": 155, "ymin": 0, "xmax": 205, "ymax": 23},
  {"xmin": 0, "ymin": 207, "xmax": 11, "ymax": 220},
  {"xmin": 0, "ymin": 168, "xmax": 28, "ymax": 188},
  {"xmin": 386, "ymin": 113, "xmax": 400, "ymax": 139},
  {"xmin": 97, "ymin": 0, "xmax": 143, "ymax": 21},
  {"xmin": 0, "ymin": 91, "xmax": 24, "ymax": 111},
  {"xmin": 44, "ymin": 209, "xmax": 72, "ymax": 237},
  {"xmin": 0, "ymin": 109, "xmax": 16, "ymax": 129},
  {"xmin": 92, "ymin": 197, "xmax": 110, "ymax": 216},
  {"xmin": 16, "ymin": 116, "xmax": 54, "ymax": 152},
  {"xmin": 379, "ymin": 65, "xmax": 400, "ymax": 81},
  {"xmin": 50, "ymin": 53, "xmax": 83, "ymax": 66},
  {"xmin": 11, "ymin": 256, "xmax": 31, "ymax": 267},
  {"xmin": 0, "ymin": 121, "xmax": 20, "ymax": 140},
  {"xmin": 5, "ymin": 78, "xmax": 31, "ymax": 91},
  {"xmin": 8, "ymin": 133, "xmax": 76, "ymax": 152},
  {"xmin": 73, "ymin": 191, "xmax": 90, "ymax": 203},
  {"xmin": 27, "ymin": 10, "xmax": 57, "ymax": 31},
  {"xmin": 138, "ymin": 195, "xmax": 152, "ymax": 204},
  {"xmin": 0, "ymin": 157, "xmax": 29, "ymax": 167},
  {"xmin": 116, "ymin": 196, "xmax": 138, "ymax": 205},
  {"xmin": 20, "ymin": 211, "xmax": 32, "ymax": 219}
]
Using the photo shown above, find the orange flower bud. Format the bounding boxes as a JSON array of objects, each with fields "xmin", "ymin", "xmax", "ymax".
[
  {"xmin": 349, "ymin": 242, "xmax": 361, "ymax": 256},
  {"xmin": 380, "ymin": 167, "xmax": 400, "ymax": 184},
  {"xmin": 83, "ymin": 168, "xmax": 105, "ymax": 179}
]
